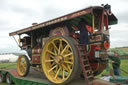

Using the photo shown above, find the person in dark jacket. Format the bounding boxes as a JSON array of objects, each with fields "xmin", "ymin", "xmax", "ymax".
[
  {"xmin": 108, "ymin": 52, "xmax": 121, "ymax": 76},
  {"xmin": 78, "ymin": 19, "xmax": 89, "ymax": 50}
]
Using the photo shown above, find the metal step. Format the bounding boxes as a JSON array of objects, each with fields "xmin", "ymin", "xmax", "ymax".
[
  {"xmin": 84, "ymin": 64, "xmax": 90, "ymax": 67},
  {"xmin": 87, "ymin": 75, "xmax": 94, "ymax": 79},
  {"xmin": 86, "ymin": 70, "xmax": 92, "ymax": 73}
]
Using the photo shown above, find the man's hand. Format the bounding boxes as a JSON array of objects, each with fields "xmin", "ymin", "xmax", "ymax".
[
  {"xmin": 110, "ymin": 61, "xmax": 115, "ymax": 64},
  {"xmin": 111, "ymin": 61, "xmax": 115, "ymax": 63}
]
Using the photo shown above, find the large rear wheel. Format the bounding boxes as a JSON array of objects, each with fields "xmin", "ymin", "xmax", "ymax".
[
  {"xmin": 42, "ymin": 36, "xmax": 80, "ymax": 85},
  {"xmin": 17, "ymin": 55, "xmax": 30, "ymax": 77}
]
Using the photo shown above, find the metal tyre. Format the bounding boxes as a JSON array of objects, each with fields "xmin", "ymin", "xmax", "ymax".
[
  {"xmin": 6, "ymin": 73, "xmax": 13, "ymax": 85},
  {"xmin": 0, "ymin": 72, "xmax": 5, "ymax": 83},
  {"xmin": 42, "ymin": 35, "xmax": 80, "ymax": 85},
  {"xmin": 17, "ymin": 55, "xmax": 30, "ymax": 77}
]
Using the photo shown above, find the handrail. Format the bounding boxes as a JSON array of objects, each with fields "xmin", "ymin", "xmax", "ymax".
[{"xmin": 92, "ymin": 15, "xmax": 95, "ymax": 33}]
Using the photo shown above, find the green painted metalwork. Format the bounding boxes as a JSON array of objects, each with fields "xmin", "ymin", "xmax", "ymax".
[{"xmin": 0, "ymin": 69, "xmax": 51, "ymax": 85}]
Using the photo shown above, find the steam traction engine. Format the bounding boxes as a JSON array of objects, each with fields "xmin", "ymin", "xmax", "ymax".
[{"xmin": 9, "ymin": 4, "xmax": 117, "ymax": 85}]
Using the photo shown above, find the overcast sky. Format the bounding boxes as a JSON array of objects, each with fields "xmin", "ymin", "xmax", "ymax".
[{"xmin": 0, "ymin": 0, "xmax": 128, "ymax": 53}]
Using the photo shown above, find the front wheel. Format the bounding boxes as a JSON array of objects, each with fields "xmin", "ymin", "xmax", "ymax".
[
  {"xmin": 42, "ymin": 36, "xmax": 80, "ymax": 85},
  {"xmin": 17, "ymin": 55, "xmax": 30, "ymax": 77}
]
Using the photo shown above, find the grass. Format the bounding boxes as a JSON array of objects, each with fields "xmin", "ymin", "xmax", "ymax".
[
  {"xmin": 0, "ymin": 62, "xmax": 16, "ymax": 69},
  {"xmin": 0, "ymin": 83, "xmax": 7, "ymax": 85},
  {"xmin": 120, "ymin": 59, "xmax": 128, "ymax": 76}
]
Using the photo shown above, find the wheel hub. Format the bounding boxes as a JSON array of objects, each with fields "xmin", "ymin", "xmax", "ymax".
[{"xmin": 54, "ymin": 55, "xmax": 63, "ymax": 64}]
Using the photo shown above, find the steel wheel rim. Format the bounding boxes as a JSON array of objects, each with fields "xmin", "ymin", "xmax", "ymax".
[
  {"xmin": 42, "ymin": 37, "xmax": 74, "ymax": 84},
  {"xmin": 17, "ymin": 56, "xmax": 27, "ymax": 76},
  {"xmin": 6, "ymin": 77, "xmax": 10, "ymax": 84},
  {"xmin": 0, "ymin": 75, "xmax": 2, "ymax": 82}
]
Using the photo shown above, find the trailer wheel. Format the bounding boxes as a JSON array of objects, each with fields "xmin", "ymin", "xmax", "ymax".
[
  {"xmin": 17, "ymin": 55, "xmax": 30, "ymax": 77},
  {"xmin": 0, "ymin": 72, "xmax": 5, "ymax": 83},
  {"xmin": 42, "ymin": 35, "xmax": 80, "ymax": 85},
  {"xmin": 6, "ymin": 73, "xmax": 13, "ymax": 85}
]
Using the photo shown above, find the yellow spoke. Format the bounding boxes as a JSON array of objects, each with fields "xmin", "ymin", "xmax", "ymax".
[
  {"xmin": 47, "ymin": 50, "xmax": 56, "ymax": 56},
  {"xmin": 54, "ymin": 48, "xmax": 57, "ymax": 55},
  {"xmin": 23, "ymin": 66, "xmax": 26, "ymax": 70},
  {"xmin": 52, "ymin": 42, "xmax": 59, "ymax": 52},
  {"xmin": 55, "ymin": 65, "xmax": 58, "ymax": 72},
  {"xmin": 67, "ymin": 64, "xmax": 71, "ymax": 73},
  {"xmin": 59, "ymin": 65, "xmax": 63, "ymax": 75},
  {"xmin": 68, "ymin": 57, "xmax": 73, "ymax": 60},
  {"xmin": 63, "ymin": 53, "xmax": 73, "ymax": 58},
  {"xmin": 59, "ymin": 65, "xmax": 63, "ymax": 77},
  {"xmin": 49, "ymin": 55, "xmax": 55, "ymax": 59},
  {"xmin": 21, "ymin": 66, "xmax": 26, "ymax": 73},
  {"xmin": 58, "ymin": 39, "xmax": 62, "ymax": 54},
  {"xmin": 64, "ymin": 47, "xmax": 70, "ymax": 53},
  {"xmin": 45, "ymin": 60, "xmax": 54, "ymax": 63},
  {"xmin": 54, "ymin": 68, "xmax": 60, "ymax": 79},
  {"xmin": 50, "ymin": 62, "xmax": 56, "ymax": 67},
  {"xmin": 62, "ymin": 68, "xmax": 65, "ymax": 80},
  {"xmin": 21, "ymin": 63, "xmax": 24, "ymax": 66},
  {"xmin": 22, "ymin": 63, "xmax": 26, "ymax": 67},
  {"xmin": 48, "ymin": 65, "xmax": 57, "ymax": 73},
  {"xmin": 64, "ymin": 61, "xmax": 73, "ymax": 65},
  {"xmin": 61, "ymin": 64, "xmax": 69, "ymax": 72},
  {"xmin": 61, "ymin": 45, "xmax": 69, "ymax": 55}
]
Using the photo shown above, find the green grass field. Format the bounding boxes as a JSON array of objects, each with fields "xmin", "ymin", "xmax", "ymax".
[
  {"xmin": 0, "ymin": 62, "xmax": 16, "ymax": 69},
  {"xmin": 0, "ymin": 83, "xmax": 7, "ymax": 85},
  {"xmin": 120, "ymin": 59, "xmax": 128, "ymax": 76}
]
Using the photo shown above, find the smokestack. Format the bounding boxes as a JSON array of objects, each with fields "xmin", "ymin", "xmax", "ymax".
[{"xmin": 32, "ymin": 23, "xmax": 38, "ymax": 26}]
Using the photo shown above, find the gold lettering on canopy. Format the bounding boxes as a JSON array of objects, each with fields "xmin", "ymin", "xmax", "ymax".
[{"xmin": 71, "ymin": 11, "xmax": 86, "ymax": 18}]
